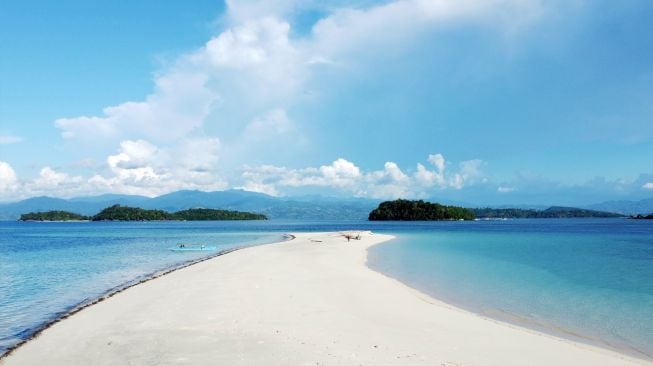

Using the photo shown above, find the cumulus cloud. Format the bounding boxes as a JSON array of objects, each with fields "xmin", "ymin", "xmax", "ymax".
[
  {"xmin": 240, "ymin": 154, "xmax": 485, "ymax": 199},
  {"xmin": 0, "ymin": 162, "xmax": 18, "ymax": 195},
  {"xmin": 311, "ymin": 0, "xmax": 545, "ymax": 60},
  {"xmin": 0, "ymin": 137, "xmax": 227, "ymax": 200},
  {"xmin": 450, "ymin": 159, "xmax": 484, "ymax": 189},
  {"xmin": 643, "ymin": 182, "xmax": 653, "ymax": 190},
  {"xmin": 9, "ymin": 0, "xmax": 551, "ymax": 199},
  {"xmin": 55, "ymin": 72, "xmax": 217, "ymax": 143},
  {"xmin": 24, "ymin": 167, "xmax": 84, "ymax": 195},
  {"xmin": 86, "ymin": 138, "xmax": 226, "ymax": 196},
  {"xmin": 53, "ymin": 0, "xmax": 545, "ymax": 146}
]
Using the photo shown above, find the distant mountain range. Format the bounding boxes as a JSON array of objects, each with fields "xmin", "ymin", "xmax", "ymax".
[
  {"xmin": 585, "ymin": 198, "xmax": 653, "ymax": 216},
  {"xmin": 1, "ymin": 190, "xmax": 650, "ymax": 221},
  {"xmin": 0, "ymin": 190, "xmax": 380, "ymax": 221}
]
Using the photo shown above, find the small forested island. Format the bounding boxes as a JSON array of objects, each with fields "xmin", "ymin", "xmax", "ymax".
[
  {"xmin": 369, "ymin": 199, "xmax": 475, "ymax": 221},
  {"xmin": 92, "ymin": 205, "xmax": 267, "ymax": 221},
  {"xmin": 473, "ymin": 206, "xmax": 623, "ymax": 219},
  {"xmin": 632, "ymin": 213, "xmax": 653, "ymax": 220},
  {"xmin": 92, "ymin": 205, "xmax": 176, "ymax": 221},
  {"xmin": 20, "ymin": 211, "xmax": 90, "ymax": 221},
  {"xmin": 174, "ymin": 208, "xmax": 267, "ymax": 221},
  {"xmin": 20, "ymin": 205, "xmax": 267, "ymax": 222}
]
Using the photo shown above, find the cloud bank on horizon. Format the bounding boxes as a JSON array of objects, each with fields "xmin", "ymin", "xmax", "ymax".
[{"xmin": 1, "ymin": 0, "xmax": 652, "ymax": 205}]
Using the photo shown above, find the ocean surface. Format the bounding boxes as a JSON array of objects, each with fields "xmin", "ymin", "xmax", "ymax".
[
  {"xmin": 1, "ymin": 219, "xmax": 652, "ymax": 359},
  {"xmin": 0, "ymin": 221, "xmax": 287, "ymax": 355},
  {"xmin": 368, "ymin": 219, "xmax": 653, "ymax": 359}
]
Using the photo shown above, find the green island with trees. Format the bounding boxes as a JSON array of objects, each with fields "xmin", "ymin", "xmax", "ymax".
[
  {"xmin": 369, "ymin": 199, "xmax": 475, "ymax": 221},
  {"xmin": 20, "ymin": 210, "xmax": 91, "ymax": 221},
  {"xmin": 20, "ymin": 205, "xmax": 267, "ymax": 221},
  {"xmin": 368, "ymin": 200, "xmax": 626, "ymax": 221}
]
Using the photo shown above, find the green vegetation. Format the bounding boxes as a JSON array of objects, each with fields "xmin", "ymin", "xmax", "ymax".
[
  {"xmin": 20, "ymin": 205, "xmax": 267, "ymax": 222},
  {"xmin": 473, "ymin": 206, "xmax": 623, "ymax": 219},
  {"xmin": 93, "ymin": 205, "xmax": 267, "ymax": 221},
  {"xmin": 174, "ymin": 208, "xmax": 267, "ymax": 220},
  {"xmin": 92, "ymin": 205, "xmax": 176, "ymax": 221},
  {"xmin": 632, "ymin": 214, "xmax": 653, "ymax": 220},
  {"xmin": 369, "ymin": 199, "xmax": 475, "ymax": 221},
  {"xmin": 20, "ymin": 210, "xmax": 90, "ymax": 221}
]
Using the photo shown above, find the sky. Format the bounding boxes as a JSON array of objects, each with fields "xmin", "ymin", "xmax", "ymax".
[{"xmin": 1, "ymin": 0, "xmax": 652, "ymax": 206}]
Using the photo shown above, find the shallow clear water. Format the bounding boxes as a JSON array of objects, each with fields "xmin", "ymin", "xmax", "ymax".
[
  {"xmin": 2, "ymin": 219, "xmax": 652, "ymax": 359},
  {"xmin": 368, "ymin": 219, "xmax": 653, "ymax": 358},
  {"xmin": 0, "ymin": 221, "xmax": 286, "ymax": 355}
]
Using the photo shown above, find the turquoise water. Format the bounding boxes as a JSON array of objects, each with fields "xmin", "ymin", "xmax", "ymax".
[
  {"xmin": 0, "ymin": 221, "xmax": 286, "ymax": 355},
  {"xmin": 368, "ymin": 219, "xmax": 653, "ymax": 359},
  {"xmin": 2, "ymin": 219, "xmax": 652, "ymax": 359}
]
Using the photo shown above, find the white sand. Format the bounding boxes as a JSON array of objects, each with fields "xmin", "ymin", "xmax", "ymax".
[{"xmin": 2, "ymin": 232, "xmax": 649, "ymax": 365}]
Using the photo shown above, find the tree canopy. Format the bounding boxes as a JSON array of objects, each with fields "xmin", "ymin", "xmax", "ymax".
[
  {"xmin": 368, "ymin": 199, "xmax": 475, "ymax": 221},
  {"xmin": 20, "ymin": 205, "xmax": 268, "ymax": 221},
  {"xmin": 92, "ymin": 205, "xmax": 176, "ymax": 221},
  {"xmin": 173, "ymin": 208, "xmax": 267, "ymax": 220},
  {"xmin": 20, "ymin": 210, "xmax": 90, "ymax": 221}
]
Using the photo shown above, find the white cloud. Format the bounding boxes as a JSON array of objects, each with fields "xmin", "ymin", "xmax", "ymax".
[
  {"xmin": 416, "ymin": 153, "xmax": 447, "ymax": 186},
  {"xmin": 55, "ymin": 72, "xmax": 217, "ymax": 143},
  {"xmin": 643, "ymin": 182, "xmax": 653, "ymax": 190},
  {"xmin": 240, "ymin": 153, "xmax": 485, "ymax": 199},
  {"xmin": 311, "ymin": 0, "xmax": 545, "ymax": 60},
  {"xmin": 238, "ymin": 181, "xmax": 280, "ymax": 196},
  {"xmin": 87, "ymin": 138, "xmax": 226, "ymax": 197},
  {"xmin": 450, "ymin": 159, "xmax": 484, "ymax": 189},
  {"xmin": 244, "ymin": 108, "xmax": 295, "ymax": 136},
  {"xmin": 498, "ymin": 186, "xmax": 515, "ymax": 193},
  {"xmin": 53, "ymin": 0, "xmax": 545, "ymax": 147},
  {"xmin": 0, "ymin": 138, "xmax": 226, "ymax": 200},
  {"xmin": 428, "ymin": 153, "xmax": 446, "ymax": 172},
  {"xmin": 9, "ymin": 0, "xmax": 548, "ymax": 200},
  {"xmin": 25, "ymin": 167, "xmax": 84, "ymax": 195},
  {"xmin": 0, "ymin": 162, "xmax": 18, "ymax": 195},
  {"xmin": 0, "ymin": 135, "xmax": 23, "ymax": 144}
]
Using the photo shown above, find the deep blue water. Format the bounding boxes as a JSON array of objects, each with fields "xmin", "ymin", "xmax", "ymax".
[{"xmin": 1, "ymin": 219, "xmax": 652, "ymax": 359}]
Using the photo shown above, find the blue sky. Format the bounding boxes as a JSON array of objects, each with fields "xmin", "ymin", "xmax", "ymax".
[{"xmin": 1, "ymin": 0, "xmax": 652, "ymax": 205}]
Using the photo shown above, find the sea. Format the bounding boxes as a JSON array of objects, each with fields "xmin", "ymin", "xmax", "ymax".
[{"xmin": 1, "ymin": 219, "xmax": 652, "ymax": 359}]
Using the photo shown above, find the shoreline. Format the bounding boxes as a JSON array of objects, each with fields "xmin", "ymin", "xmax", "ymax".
[
  {"xmin": 0, "ymin": 234, "xmax": 293, "ymax": 359},
  {"xmin": 2, "ymin": 231, "xmax": 649, "ymax": 365},
  {"xmin": 365, "ymin": 247, "xmax": 653, "ymax": 362}
]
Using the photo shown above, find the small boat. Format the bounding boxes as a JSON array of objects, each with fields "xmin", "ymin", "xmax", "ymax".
[{"xmin": 169, "ymin": 244, "xmax": 217, "ymax": 252}]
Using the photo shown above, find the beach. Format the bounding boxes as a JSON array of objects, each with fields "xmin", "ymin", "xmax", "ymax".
[{"xmin": 1, "ymin": 231, "xmax": 648, "ymax": 365}]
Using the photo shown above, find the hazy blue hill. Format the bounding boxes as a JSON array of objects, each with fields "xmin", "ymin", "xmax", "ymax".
[
  {"xmin": 0, "ymin": 190, "xmax": 378, "ymax": 220},
  {"xmin": 68, "ymin": 194, "xmax": 150, "ymax": 204},
  {"xmin": 0, "ymin": 197, "xmax": 99, "ymax": 220},
  {"xmin": 143, "ymin": 190, "xmax": 377, "ymax": 220},
  {"xmin": 0, "ymin": 194, "xmax": 160, "ymax": 220},
  {"xmin": 144, "ymin": 190, "xmax": 277, "ymax": 212},
  {"xmin": 586, "ymin": 198, "xmax": 653, "ymax": 216}
]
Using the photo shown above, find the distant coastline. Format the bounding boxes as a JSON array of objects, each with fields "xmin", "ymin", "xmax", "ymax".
[{"xmin": 632, "ymin": 214, "xmax": 653, "ymax": 220}]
